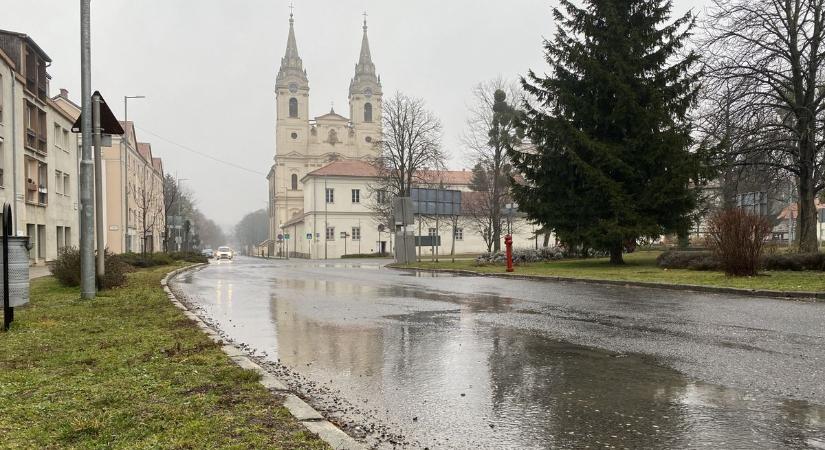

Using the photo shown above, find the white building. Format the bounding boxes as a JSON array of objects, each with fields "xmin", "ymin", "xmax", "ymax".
[
  {"xmin": 0, "ymin": 30, "xmax": 80, "ymax": 264},
  {"xmin": 266, "ymin": 15, "xmax": 538, "ymax": 259}
]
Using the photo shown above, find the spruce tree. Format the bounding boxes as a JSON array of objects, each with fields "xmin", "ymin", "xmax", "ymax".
[{"xmin": 510, "ymin": 0, "xmax": 701, "ymax": 264}]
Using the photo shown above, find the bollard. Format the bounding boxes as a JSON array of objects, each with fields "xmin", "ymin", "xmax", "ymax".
[{"xmin": 505, "ymin": 234, "xmax": 514, "ymax": 273}]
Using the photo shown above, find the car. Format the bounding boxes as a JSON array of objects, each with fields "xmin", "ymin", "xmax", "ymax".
[
  {"xmin": 201, "ymin": 248, "xmax": 214, "ymax": 258},
  {"xmin": 215, "ymin": 246, "xmax": 233, "ymax": 260}
]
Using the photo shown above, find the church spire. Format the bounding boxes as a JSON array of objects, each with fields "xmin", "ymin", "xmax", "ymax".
[
  {"xmin": 277, "ymin": 7, "xmax": 308, "ymax": 86},
  {"xmin": 350, "ymin": 13, "xmax": 381, "ymax": 95},
  {"xmin": 355, "ymin": 13, "xmax": 376, "ymax": 77}
]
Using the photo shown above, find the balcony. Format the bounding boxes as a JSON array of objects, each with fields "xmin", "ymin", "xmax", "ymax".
[{"xmin": 25, "ymin": 129, "xmax": 47, "ymax": 154}]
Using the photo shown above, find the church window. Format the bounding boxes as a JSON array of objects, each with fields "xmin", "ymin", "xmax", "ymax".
[
  {"xmin": 364, "ymin": 103, "xmax": 373, "ymax": 122},
  {"xmin": 328, "ymin": 129, "xmax": 339, "ymax": 145},
  {"xmin": 352, "ymin": 227, "xmax": 361, "ymax": 241},
  {"xmin": 326, "ymin": 226, "xmax": 335, "ymax": 240},
  {"xmin": 365, "ymin": 136, "xmax": 373, "ymax": 143},
  {"xmin": 351, "ymin": 189, "xmax": 360, "ymax": 203},
  {"xmin": 325, "ymin": 188, "xmax": 334, "ymax": 203},
  {"xmin": 291, "ymin": 132, "xmax": 298, "ymax": 140},
  {"xmin": 291, "ymin": 174, "xmax": 298, "ymax": 191},
  {"xmin": 289, "ymin": 98, "xmax": 298, "ymax": 118}
]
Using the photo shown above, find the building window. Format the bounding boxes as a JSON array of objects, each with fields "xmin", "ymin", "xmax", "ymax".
[
  {"xmin": 291, "ymin": 132, "xmax": 298, "ymax": 140},
  {"xmin": 291, "ymin": 173, "xmax": 298, "ymax": 190},
  {"xmin": 63, "ymin": 173, "xmax": 70, "ymax": 197},
  {"xmin": 352, "ymin": 227, "xmax": 361, "ymax": 241},
  {"xmin": 289, "ymin": 97, "xmax": 298, "ymax": 118},
  {"xmin": 364, "ymin": 102, "xmax": 373, "ymax": 122},
  {"xmin": 326, "ymin": 226, "xmax": 335, "ymax": 240},
  {"xmin": 376, "ymin": 189, "xmax": 387, "ymax": 204},
  {"xmin": 737, "ymin": 191, "xmax": 768, "ymax": 216},
  {"xmin": 63, "ymin": 129, "xmax": 70, "ymax": 151},
  {"xmin": 0, "ymin": 142, "xmax": 4, "ymax": 186},
  {"xmin": 428, "ymin": 228, "xmax": 437, "ymax": 237},
  {"xmin": 56, "ymin": 226, "xmax": 64, "ymax": 250},
  {"xmin": 25, "ymin": 157, "xmax": 47, "ymax": 204},
  {"xmin": 55, "ymin": 170, "xmax": 63, "ymax": 195},
  {"xmin": 325, "ymin": 188, "xmax": 334, "ymax": 203},
  {"xmin": 352, "ymin": 189, "xmax": 360, "ymax": 203},
  {"xmin": 54, "ymin": 124, "xmax": 62, "ymax": 149},
  {"xmin": 454, "ymin": 228, "xmax": 464, "ymax": 241}
]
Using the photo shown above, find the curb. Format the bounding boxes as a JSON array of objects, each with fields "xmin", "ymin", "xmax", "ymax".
[
  {"xmin": 388, "ymin": 265, "xmax": 825, "ymax": 302},
  {"xmin": 161, "ymin": 264, "xmax": 364, "ymax": 450}
]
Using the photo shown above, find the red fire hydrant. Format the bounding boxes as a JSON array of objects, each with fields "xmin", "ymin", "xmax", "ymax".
[{"xmin": 505, "ymin": 234, "xmax": 514, "ymax": 272}]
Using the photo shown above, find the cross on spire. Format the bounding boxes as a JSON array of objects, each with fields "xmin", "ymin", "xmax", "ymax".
[
  {"xmin": 289, "ymin": 2, "xmax": 294, "ymax": 20},
  {"xmin": 363, "ymin": 10, "xmax": 368, "ymax": 28}
]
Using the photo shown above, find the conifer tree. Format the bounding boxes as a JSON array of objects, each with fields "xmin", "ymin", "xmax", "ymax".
[{"xmin": 510, "ymin": 0, "xmax": 702, "ymax": 264}]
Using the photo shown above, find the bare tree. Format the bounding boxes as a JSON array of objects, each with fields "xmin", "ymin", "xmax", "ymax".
[
  {"xmin": 374, "ymin": 91, "xmax": 445, "ymax": 197},
  {"xmin": 462, "ymin": 78, "xmax": 524, "ymax": 251},
  {"xmin": 701, "ymin": 0, "xmax": 825, "ymax": 252},
  {"xmin": 134, "ymin": 166, "xmax": 164, "ymax": 255}
]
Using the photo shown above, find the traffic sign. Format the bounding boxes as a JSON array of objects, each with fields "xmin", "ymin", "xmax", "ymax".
[
  {"xmin": 284, "ymin": 234, "xmax": 290, "ymax": 240},
  {"xmin": 277, "ymin": 234, "xmax": 284, "ymax": 241},
  {"xmin": 306, "ymin": 233, "xmax": 313, "ymax": 240}
]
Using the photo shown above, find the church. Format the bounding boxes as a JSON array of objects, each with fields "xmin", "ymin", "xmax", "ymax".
[{"xmin": 266, "ymin": 13, "xmax": 539, "ymax": 259}]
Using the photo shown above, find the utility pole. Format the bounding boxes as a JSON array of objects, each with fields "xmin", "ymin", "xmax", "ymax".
[
  {"xmin": 176, "ymin": 177, "xmax": 188, "ymax": 252},
  {"xmin": 324, "ymin": 175, "xmax": 328, "ymax": 260},
  {"xmin": 92, "ymin": 93, "xmax": 105, "ymax": 278},
  {"xmin": 79, "ymin": 0, "xmax": 95, "ymax": 299}
]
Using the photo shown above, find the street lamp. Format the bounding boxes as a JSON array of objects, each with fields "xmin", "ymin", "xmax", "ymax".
[
  {"xmin": 176, "ymin": 178, "xmax": 189, "ymax": 252},
  {"xmin": 124, "ymin": 95, "xmax": 146, "ymax": 123}
]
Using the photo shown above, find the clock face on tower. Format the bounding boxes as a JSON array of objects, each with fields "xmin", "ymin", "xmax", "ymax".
[
  {"xmin": 288, "ymin": 83, "xmax": 298, "ymax": 93},
  {"xmin": 363, "ymin": 88, "xmax": 373, "ymax": 98}
]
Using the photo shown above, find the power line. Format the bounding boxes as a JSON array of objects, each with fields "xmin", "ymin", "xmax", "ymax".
[{"xmin": 135, "ymin": 126, "xmax": 267, "ymax": 176}]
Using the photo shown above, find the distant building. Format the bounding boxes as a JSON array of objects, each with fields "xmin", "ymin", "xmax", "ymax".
[
  {"xmin": 100, "ymin": 121, "xmax": 165, "ymax": 254},
  {"xmin": 0, "ymin": 29, "xmax": 80, "ymax": 264}
]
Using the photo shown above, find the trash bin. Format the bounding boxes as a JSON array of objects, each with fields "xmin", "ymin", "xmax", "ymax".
[{"xmin": 0, "ymin": 236, "xmax": 30, "ymax": 307}]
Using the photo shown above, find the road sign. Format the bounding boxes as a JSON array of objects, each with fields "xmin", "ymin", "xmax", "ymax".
[
  {"xmin": 306, "ymin": 233, "xmax": 313, "ymax": 240},
  {"xmin": 284, "ymin": 234, "xmax": 291, "ymax": 240},
  {"xmin": 411, "ymin": 188, "xmax": 462, "ymax": 216},
  {"xmin": 277, "ymin": 234, "xmax": 284, "ymax": 241}
]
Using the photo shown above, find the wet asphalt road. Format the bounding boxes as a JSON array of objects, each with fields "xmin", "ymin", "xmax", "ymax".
[{"xmin": 172, "ymin": 256, "xmax": 825, "ymax": 449}]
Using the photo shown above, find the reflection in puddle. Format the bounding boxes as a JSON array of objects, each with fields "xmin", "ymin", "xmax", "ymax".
[{"xmin": 175, "ymin": 260, "xmax": 825, "ymax": 449}]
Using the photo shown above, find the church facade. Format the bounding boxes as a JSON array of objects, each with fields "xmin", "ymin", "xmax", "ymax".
[
  {"xmin": 266, "ymin": 13, "xmax": 540, "ymax": 259},
  {"xmin": 267, "ymin": 13, "xmax": 383, "ymax": 257}
]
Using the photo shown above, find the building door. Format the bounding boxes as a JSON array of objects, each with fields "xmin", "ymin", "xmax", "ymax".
[
  {"xmin": 26, "ymin": 224, "xmax": 35, "ymax": 261},
  {"xmin": 37, "ymin": 225, "xmax": 46, "ymax": 260},
  {"xmin": 380, "ymin": 241, "xmax": 386, "ymax": 255}
]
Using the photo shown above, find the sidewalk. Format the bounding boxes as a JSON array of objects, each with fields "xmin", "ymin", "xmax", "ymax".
[{"xmin": 29, "ymin": 265, "xmax": 50, "ymax": 280}]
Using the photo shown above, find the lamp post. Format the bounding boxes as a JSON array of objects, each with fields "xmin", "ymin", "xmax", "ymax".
[
  {"xmin": 176, "ymin": 177, "xmax": 189, "ymax": 252},
  {"xmin": 79, "ymin": 0, "xmax": 95, "ymax": 298}
]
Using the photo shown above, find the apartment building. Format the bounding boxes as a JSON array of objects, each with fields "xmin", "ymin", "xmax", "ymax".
[
  {"xmin": 100, "ymin": 121, "xmax": 165, "ymax": 254},
  {"xmin": 0, "ymin": 30, "xmax": 80, "ymax": 264}
]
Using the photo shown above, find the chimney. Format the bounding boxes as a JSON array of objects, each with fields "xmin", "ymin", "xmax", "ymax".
[{"xmin": 59, "ymin": 88, "xmax": 69, "ymax": 99}]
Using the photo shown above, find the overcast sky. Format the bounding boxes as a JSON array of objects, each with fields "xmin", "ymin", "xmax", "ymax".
[{"xmin": 4, "ymin": 0, "xmax": 708, "ymax": 230}]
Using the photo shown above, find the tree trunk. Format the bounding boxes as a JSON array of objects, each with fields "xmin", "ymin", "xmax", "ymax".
[
  {"xmin": 609, "ymin": 242, "xmax": 624, "ymax": 265},
  {"xmin": 543, "ymin": 233, "xmax": 551, "ymax": 247},
  {"xmin": 797, "ymin": 179, "xmax": 819, "ymax": 253}
]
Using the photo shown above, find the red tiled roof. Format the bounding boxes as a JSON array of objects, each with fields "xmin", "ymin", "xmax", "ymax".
[
  {"xmin": 306, "ymin": 160, "xmax": 378, "ymax": 178},
  {"xmin": 778, "ymin": 199, "xmax": 825, "ymax": 220},
  {"xmin": 137, "ymin": 143, "xmax": 152, "ymax": 162},
  {"xmin": 152, "ymin": 157, "xmax": 163, "ymax": 173},
  {"xmin": 304, "ymin": 160, "xmax": 474, "ymax": 186}
]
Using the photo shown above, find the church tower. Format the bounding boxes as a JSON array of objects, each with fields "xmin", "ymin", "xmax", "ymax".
[
  {"xmin": 275, "ymin": 11, "xmax": 310, "ymax": 152},
  {"xmin": 349, "ymin": 16, "xmax": 382, "ymax": 152}
]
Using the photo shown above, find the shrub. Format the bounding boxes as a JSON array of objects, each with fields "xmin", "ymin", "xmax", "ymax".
[
  {"xmin": 341, "ymin": 253, "xmax": 391, "ymax": 259},
  {"xmin": 762, "ymin": 253, "xmax": 825, "ymax": 271},
  {"xmin": 655, "ymin": 250, "xmax": 720, "ymax": 270},
  {"xmin": 169, "ymin": 252, "xmax": 209, "ymax": 263},
  {"xmin": 476, "ymin": 247, "xmax": 565, "ymax": 265},
  {"xmin": 121, "ymin": 252, "xmax": 180, "ymax": 268},
  {"xmin": 706, "ymin": 209, "xmax": 772, "ymax": 277},
  {"xmin": 50, "ymin": 247, "xmax": 130, "ymax": 289}
]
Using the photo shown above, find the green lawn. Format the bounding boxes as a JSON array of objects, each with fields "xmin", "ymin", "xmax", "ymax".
[
  {"xmin": 0, "ymin": 265, "xmax": 328, "ymax": 449},
  {"xmin": 403, "ymin": 251, "xmax": 825, "ymax": 293}
]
